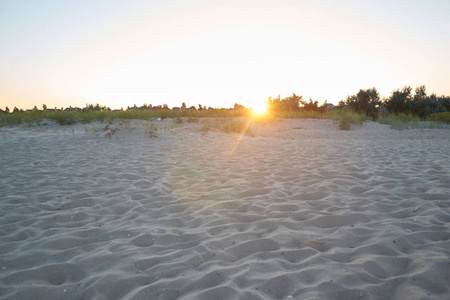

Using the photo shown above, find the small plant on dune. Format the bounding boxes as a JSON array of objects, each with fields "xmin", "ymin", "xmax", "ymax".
[
  {"xmin": 222, "ymin": 119, "xmax": 254, "ymax": 135},
  {"xmin": 339, "ymin": 118, "xmax": 351, "ymax": 130},
  {"xmin": 187, "ymin": 117, "xmax": 199, "ymax": 123},
  {"xmin": 200, "ymin": 119, "xmax": 220, "ymax": 133},
  {"xmin": 148, "ymin": 124, "xmax": 158, "ymax": 138},
  {"xmin": 105, "ymin": 127, "xmax": 119, "ymax": 137}
]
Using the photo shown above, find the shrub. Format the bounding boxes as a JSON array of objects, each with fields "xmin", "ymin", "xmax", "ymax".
[
  {"xmin": 330, "ymin": 111, "xmax": 366, "ymax": 130},
  {"xmin": 428, "ymin": 112, "xmax": 450, "ymax": 123},
  {"xmin": 51, "ymin": 112, "xmax": 79, "ymax": 125},
  {"xmin": 339, "ymin": 118, "xmax": 351, "ymax": 130}
]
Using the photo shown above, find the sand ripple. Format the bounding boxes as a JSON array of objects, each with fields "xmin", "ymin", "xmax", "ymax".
[{"xmin": 1, "ymin": 119, "xmax": 449, "ymax": 299}]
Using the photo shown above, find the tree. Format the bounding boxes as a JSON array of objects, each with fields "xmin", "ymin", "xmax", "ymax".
[
  {"xmin": 13, "ymin": 107, "xmax": 19, "ymax": 113},
  {"xmin": 410, "ymin": 86, "xmax": 429, "ymax": 118},
  {"xmin": 266, "ymin": 94, "xmax": 302, "ymax": 112},
  {"xmin": 282, "ymin": 93, "xmax": 302, "ymax": 111},
  {"xmin": 300, "ymin": 98, "xmax": 319, "ymax": 111},
  {"xmin": 344, "ymin": 87, "xmax": 380, "ymax": 120},
  {"xmin": 234, "ymin": 103, "xmax": 246, "ymax": 110},
  {"xmin": 198, "ymin": 104, "xmax": 203, "ymax": 111},
  {"xmin": 384, "ymin": 86, "xmax": 412, "ymax": 115},
  {"xmin": 414, "ymin": 85, "xmax": 427, "ymax": 101},
  {"xmin": 42, "ymin": 104, "xmax": 47, "ymax": 111},
  {"xmin": 163, "ymin": 104, "xmax": 169, "ymax": 109},
  {"xmin": 266, "ymin": 96, "xmax": 280, "ymax": 112},
  {"xmin": 5, "ymin": 107, "xmax": 10, "ymax": 113},
  {"xmin": 181, "ymin": 102, "xmax": 186, "ymax": 109}
]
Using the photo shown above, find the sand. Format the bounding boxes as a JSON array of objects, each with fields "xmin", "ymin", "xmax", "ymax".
[{"xmin": 1, "ymin": 118, "xmax": 449, "ymax": 300}]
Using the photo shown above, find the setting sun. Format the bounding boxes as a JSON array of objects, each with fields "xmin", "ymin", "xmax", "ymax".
[{"xmin": 252, "ymin": 102, "xmax": 267, "ymax": 115}]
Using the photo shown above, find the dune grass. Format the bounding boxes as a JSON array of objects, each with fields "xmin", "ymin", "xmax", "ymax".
[
  {"xmin": 378, "ymin": 113, "xmax": 450, "ymax": 130},
  {"xmin": 378, "ymin": 114, "xmax": 419, "ymax": 130},
  {"xmin": 0, "ymin": 108, "xmax": 367, "ymax": 131},
  {"xmin": 0, "ymin": 109, "xmax": 249, "ymax": 127},
  {"xmin": 274, "ymin": 110, "xmax": 367, "ymax": 130},
  {"xmin": 3, "ymin": 108, "xmax": 448, "ymax": 131},
  {"xmin": 328, "ymin": 111, "xmax": 368, "ymax": 130}
]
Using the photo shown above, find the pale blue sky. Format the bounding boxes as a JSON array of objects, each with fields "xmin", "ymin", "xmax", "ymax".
[{"xmin": 1, "ymin": 0, "xmax": 449, "ymax": 110}]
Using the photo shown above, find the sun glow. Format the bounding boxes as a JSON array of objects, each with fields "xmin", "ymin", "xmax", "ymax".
[
  {"xmin": 74, "ymin": 26, "xmax": 395, "ymax": 110},
  {"xmin": 252, "ymin": 102, "xmax": 267, "ymax": 115}
]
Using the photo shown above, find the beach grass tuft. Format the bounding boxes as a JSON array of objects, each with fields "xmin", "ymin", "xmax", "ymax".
[
  {"xmin": 174, "ymin": 117, "xmax": 183, "ymax": 124},
  {"xmin": 326, "ymin": 110, "xmax": 367, "ymax": 130},
  {"xmin": 148, "ymin": 123, "xmax": 158, "ymax": 137}
]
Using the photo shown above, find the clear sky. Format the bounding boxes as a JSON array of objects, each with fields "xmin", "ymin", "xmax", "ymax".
[{"xmin": 1, "ymin": 0, "xmax": 449, "ymax": 110}]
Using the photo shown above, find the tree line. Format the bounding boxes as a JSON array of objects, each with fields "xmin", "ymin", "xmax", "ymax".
[
  {"xmin": 340, "ymin": 86, "xmax": 450, "ymax": 120},
  {"xmin": 266, "ymin": 94, "xmax": 333, "ymax": 113},
  {"xmin": 266, "ymin": 85, "xmax": 450, "ymax": 120},
  {"xmin": 2, "ymin": 85, "xmax": 449, "ymax": 120}
]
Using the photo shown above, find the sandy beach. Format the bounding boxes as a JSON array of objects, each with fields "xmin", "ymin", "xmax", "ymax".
[{"xmin": 1, "ymin": 118, "xmax": 449, "ymax": 300}]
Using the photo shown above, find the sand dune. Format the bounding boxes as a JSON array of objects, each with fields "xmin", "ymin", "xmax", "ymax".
[{"xmin": 1, "ymin": 118, "xmax": 449, "ymax": 299}]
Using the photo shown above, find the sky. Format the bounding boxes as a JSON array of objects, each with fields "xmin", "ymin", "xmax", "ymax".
[{"xmin": 1, "ymin": 0, "xmax": 450, "ymax": 111}]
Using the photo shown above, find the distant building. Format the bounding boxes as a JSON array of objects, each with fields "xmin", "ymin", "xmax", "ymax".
[{"xmin": 323, "ymin": 103, "xmax": 336, "ymax": 111}]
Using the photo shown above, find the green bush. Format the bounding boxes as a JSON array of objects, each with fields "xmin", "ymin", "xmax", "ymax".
[{"xmin": 428, "ymin": 112, "xmax": 450, "ymax": 123}]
